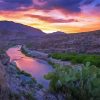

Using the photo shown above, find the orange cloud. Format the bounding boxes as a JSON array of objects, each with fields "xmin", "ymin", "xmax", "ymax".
[
  {"xmin": 25, "ymin": 14, "xmax": 78, "ymax": 23},
  {"xmin": 0, "ymin": 7, "xmax": 100, "ymax": 33}
]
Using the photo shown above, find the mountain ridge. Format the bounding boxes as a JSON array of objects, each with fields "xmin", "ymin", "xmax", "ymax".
[
  {"xmin": 0, "ymin": 21, "xmax": 100, "ymax": 54},
  {"xmin": 0, "ymin": 21, "xmax": 45, "ymax": 37},
  {"xmin": 0, "ymin": 21, "xmax": 100, "ymax": 35}
]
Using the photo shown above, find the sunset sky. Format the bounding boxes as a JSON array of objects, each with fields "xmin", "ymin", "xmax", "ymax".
[{"xmin": 0, "ymin": 0, "xmax": 100, "ymax": 33}]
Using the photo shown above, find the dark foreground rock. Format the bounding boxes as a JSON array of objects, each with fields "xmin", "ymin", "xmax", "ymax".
[
  {"xmin": 0, "ymin": 53, "xmax": 38, "ymax": 100},
  {"xmin": 0, "ymin": 52, "xmax": 61, "ymax": 100},
  {"xmin": 0, "ymin": 60, "xmax": 10, "ymax": 100}
]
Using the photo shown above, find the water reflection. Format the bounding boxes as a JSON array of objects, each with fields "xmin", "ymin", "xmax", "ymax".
[{"xmin": 7, "ymin": 46, "xmax": 53, "ymax": 88}]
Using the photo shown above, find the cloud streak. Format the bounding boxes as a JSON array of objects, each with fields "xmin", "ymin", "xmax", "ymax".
[
  {"xmin": 0, "ymin": 0, "xmax": 100, "ymax": 33},
  {"xmin": 25, "ymin": 14, "xmax": 78, "ymax": 23}
]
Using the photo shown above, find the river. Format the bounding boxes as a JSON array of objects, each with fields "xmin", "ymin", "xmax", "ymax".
[{"xmin": 7, "ymin": 45, "xmax": 53, "ymax": 88}]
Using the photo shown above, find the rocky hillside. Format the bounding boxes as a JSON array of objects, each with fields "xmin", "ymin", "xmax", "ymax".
[
  {"xmin": 0, "ymin": 21, "xmax": 45, "ymax": 40},
  {"xmin": 27, "ymin": 30, "xmax": 100, "ymax": 54},
  {"xmin": 0, "ymin": 21, "xmax": 100, "ymax": 54},
  {"xmin": 0, "ymin": 21, "xmax": 45, "ymax": 49},
  {"xmin": 0, "ymin": 53, "xmax": 39, "ymax": 100}
]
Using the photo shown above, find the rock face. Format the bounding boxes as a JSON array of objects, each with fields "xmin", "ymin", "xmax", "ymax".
[
  {"xmin": 0, "ymin": 52, "xmax": 58, "ymax": 100},
  {"xmin": 0, "ymin": 21, "xmax": 45, "ymax": 38},
  {"xmin": 28, "ymin": 30, "xmax": 100, "ymax": 54},
  {"xmin": 0, "ymin": 53, "xmax": 10, "ymax": 65},
  {"xmin": 0, "ymin": 61, "xmax": 9, "ymax": 100},
  {"xmin": 0, "ymin": 21, "xmax": 46, "ymax": 51},
  {"xmin": 0, "ymin": 53, "xmax": 38, "ymax": 100}
]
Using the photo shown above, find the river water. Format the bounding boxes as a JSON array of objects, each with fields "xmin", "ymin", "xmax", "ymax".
[{"xmin": 7, "ymin": 46, "xmax": 53, "ymax": 88}]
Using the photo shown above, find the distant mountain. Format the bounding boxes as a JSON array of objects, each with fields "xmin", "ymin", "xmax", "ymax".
[
  {"xmin": 30, "ymin": 30, "xmax": 100, "ymax": 54},
  {"xmin": 0, "ymin": 20, "xmax": 100, "ymax": 54},
  {"xmin": 0, "ymin": 21, "xmax": 45, "ymax": 38},
  {"xmin": 49, "ymin": 31, "xmax": 66, "ymax": 35}
]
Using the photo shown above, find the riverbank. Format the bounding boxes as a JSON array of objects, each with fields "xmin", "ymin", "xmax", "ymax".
[
  {"xmin": 21, "ymin": 45, "xmax": 84, "ymax": 68},
  {"xmin": 21, "ymin": 45, "xmax": 48, "ymax": 60},
  {"xmin": 21, "ymin": 45, "xmax": 70, "ymax": 66},
  {"xmin": 0, "ymin": 47, "xmax": 61, "ymax": 100},
  {"xmin": 0, "ymin": 52, "xmax": 40, "ymax": 100},
  {"xmin": 1, "ymin": 45, "xmax": 96, "ymax": 100},
  {"xmin": 21, "ymin": 46, "xmax": 100, "ymax": 100}
]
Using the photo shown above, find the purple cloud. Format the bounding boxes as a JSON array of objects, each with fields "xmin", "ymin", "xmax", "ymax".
[{"xmin": 0, "ymin": 0, "xmax": 100, "ymax": 14}]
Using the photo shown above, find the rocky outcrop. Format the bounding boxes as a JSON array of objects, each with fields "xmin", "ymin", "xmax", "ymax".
[
  {"xmin": 0, "ymin": 60, "xmax": 10, "ymax": 100},
  {"xmin": 0, "ymin": 53, "xmax": 38, "ymax": 100},
  {"xmin": 0, "ymin": 53, "xmax": 10, "ymax": 65},
  {"xmin": 0, "ymin": 52, "xmax": 59, "ymax": 100}
]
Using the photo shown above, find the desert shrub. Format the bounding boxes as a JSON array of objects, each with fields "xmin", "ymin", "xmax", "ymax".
[
  {"xmin": 50, "ymin": 53, "xmax": 77, "ymax": 61},
  {"xmin": 83, "ymin": 56, "xmax": 100, "ymax": 67},
  {"xmin": 44, "ymin": 62, "xmax": 100, "ymax": 100},
  {"xmin": 70, "ymin": 54, "xmax": 88, "ymax": 64},
  {"xmin": 50, "ymin": 53, "xmax": 100, "ymax": 67},
  {"xmin": 50, "ymin": 53, "xmax": 63, "ymax": 59}
]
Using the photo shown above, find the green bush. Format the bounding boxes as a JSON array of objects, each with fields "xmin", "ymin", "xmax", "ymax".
[
  {"xmin": 71, "ymin": 54, "xmax": 87, "ymax": 64},
  {"xmin": 83, "ymin": 56, "xmax": 100, "ymax": 67},
  {"xmin": 50, "ymin": 53, "xmax": 100, "ymax": 67},
  {"xmin": 50, "ymin": 53, "xmax": 76, "ymax": 61},
  {"xmin": 44, "ymin": 62, "xmax": 100, "ymax": 100}
]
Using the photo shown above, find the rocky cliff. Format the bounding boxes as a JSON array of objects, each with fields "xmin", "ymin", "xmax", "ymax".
[
  {"xmin": 0, "ymin": 53, "xmax": 58, "ymax": 100},
  {"xmin": 28, "ymin": 30, "xmax": 100, "ymax": 54},
  {"xmin": 0, "ymin": 60, "xmax": 9, "ymax": 100}
]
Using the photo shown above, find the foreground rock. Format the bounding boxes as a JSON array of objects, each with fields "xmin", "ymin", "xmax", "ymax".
[
  {"xmin": 0, "ymin": 53, "xmax": 39, "ymax": 100},
  {"xmin": 0, "ymin": 51, "xmax": 60, "ymax": 100},
  {"xmin": 0, "ymin": 61, "xmax": 10, "ymax": 100}
]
